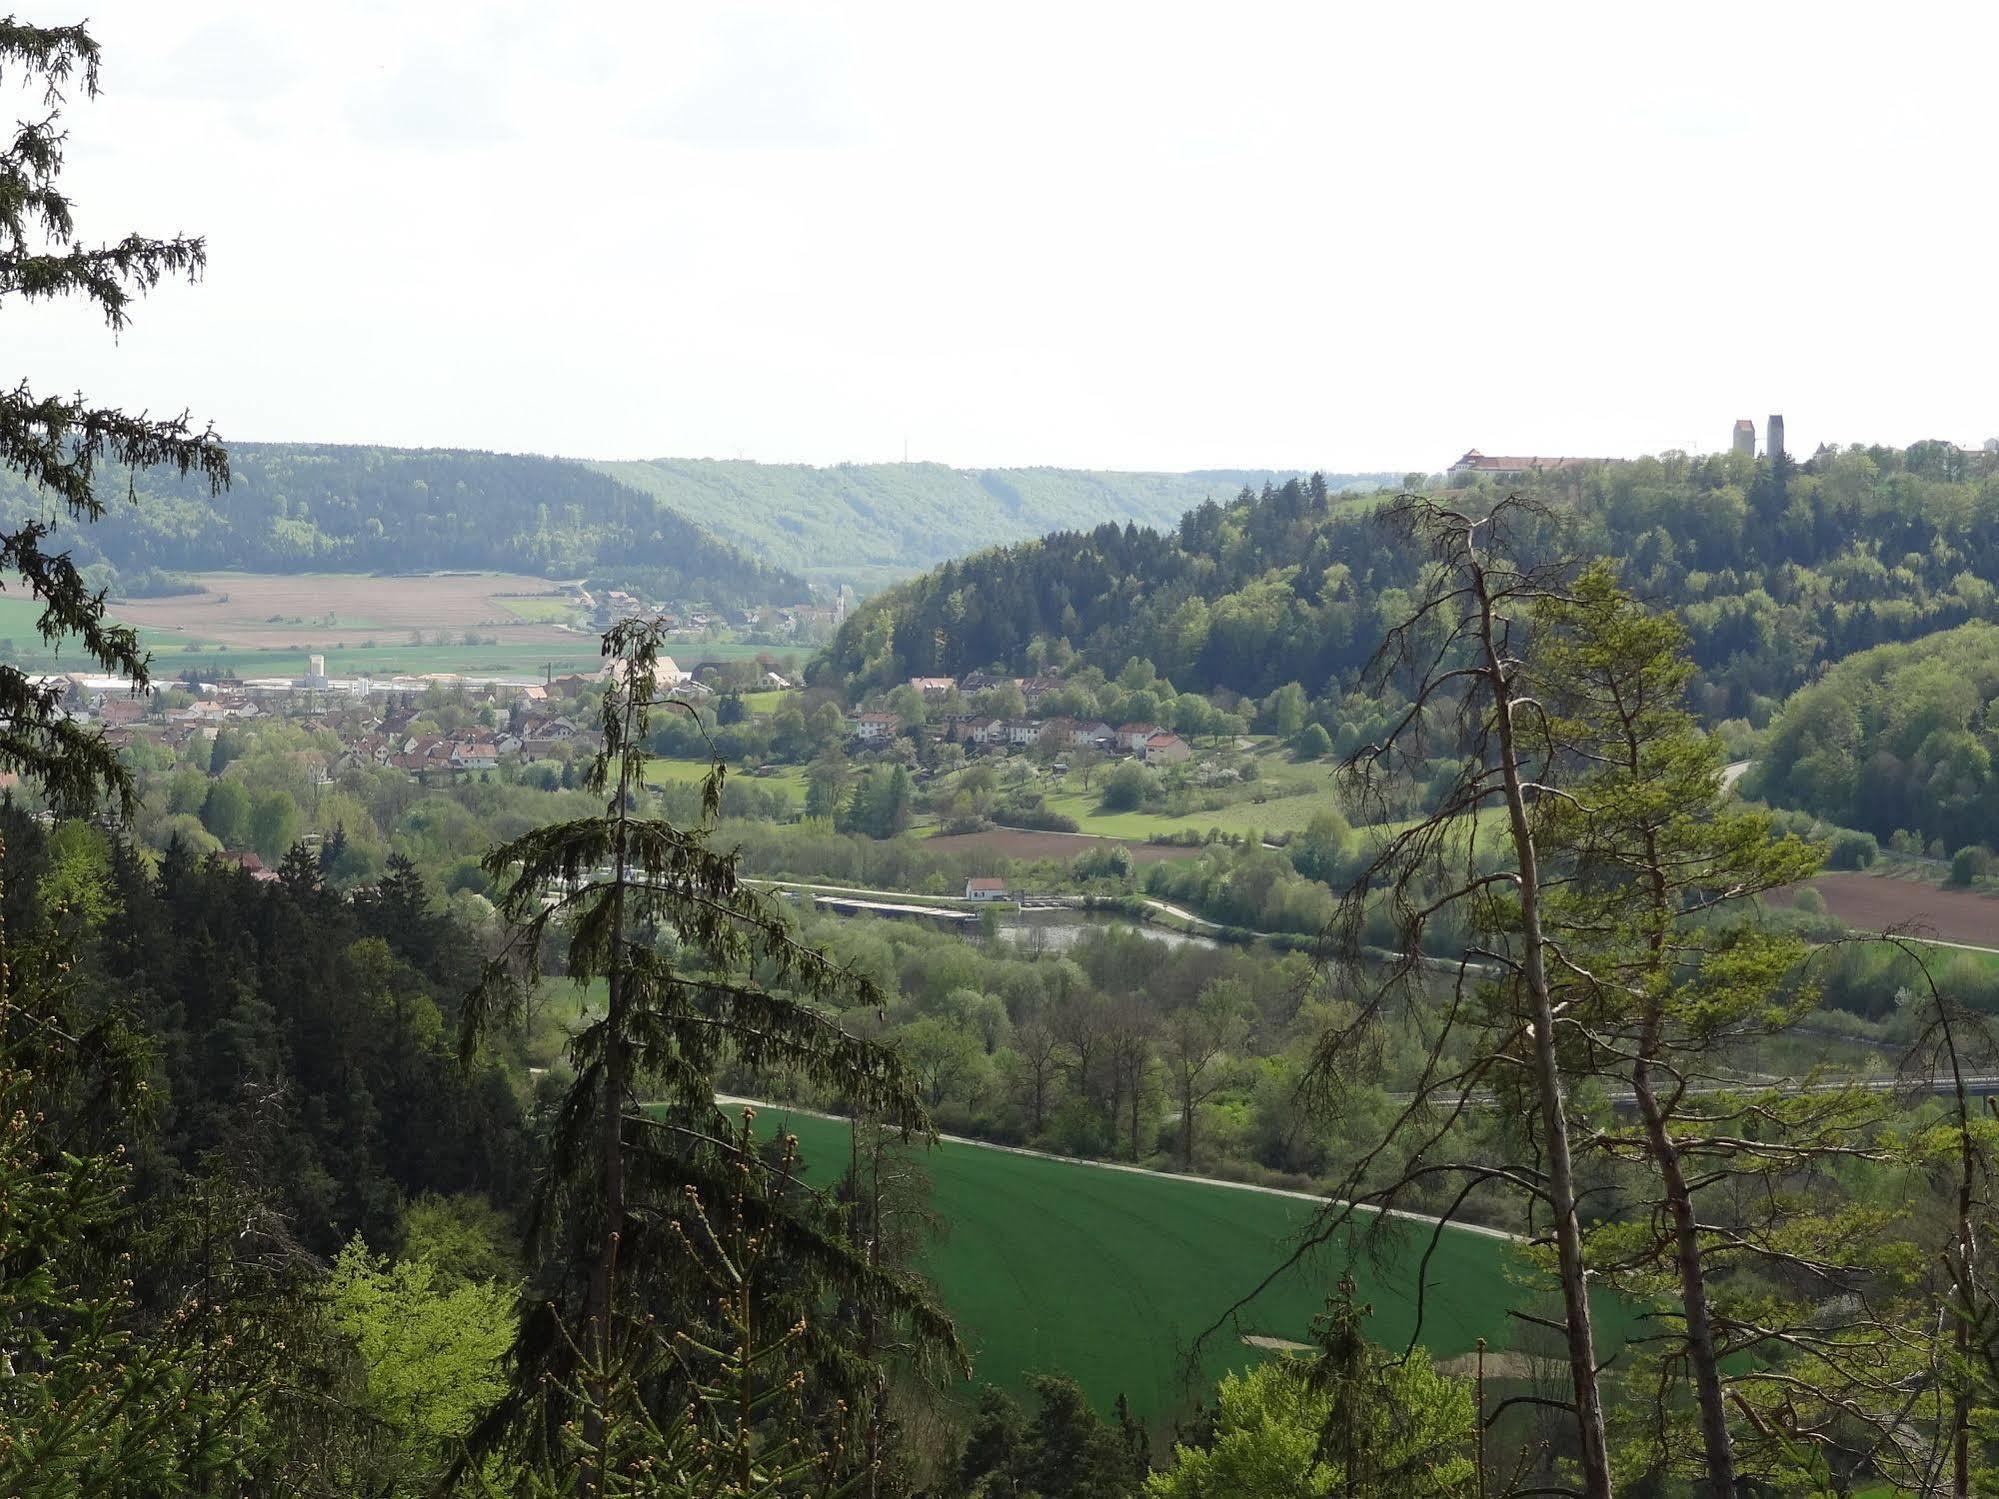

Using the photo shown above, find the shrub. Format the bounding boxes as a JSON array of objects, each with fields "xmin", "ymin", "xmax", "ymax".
[
  {"xmin": 1294, "ymin": 723, "xmax": 1333, "ymax": 760},
  {"xmin": 1098, "ymin": 760, "xmax": 1155, "ymax": 812},
  {"xmin": 1950, "ymin": 845, "xmax": 1993, "ymax": 886},
  {"xmin": 1827, "ymin": 830, "xmax": 1878, "ymax": 870}
]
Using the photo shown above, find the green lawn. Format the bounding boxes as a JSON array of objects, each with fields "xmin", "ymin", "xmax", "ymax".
[
  {"xmin": 646, "ymin": 757, "xmax": 808, "ymax": 805},
  {"xmin": 498, "ymin": 597, "xmax": 583, "ymax": 624},
  {"xmin": 758, "ymin": 1107, "xmax": 1635, "ymax": 1422},
  {"xmin": 1015, "ymin": 744, "xmax": 1344, "ymax": 841}
]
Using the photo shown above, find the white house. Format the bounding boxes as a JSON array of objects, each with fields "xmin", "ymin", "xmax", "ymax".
[
  {"xmin": 851, "ymin": 711, "xmax": 901, "ymax": 743},
  {"xmin": 1117, "ymin": 722, "xmax": 1158, "ymax": 752},
  {"xmin": 965, "ymin": 877, "xmax": 1008, "ymax": 901}
]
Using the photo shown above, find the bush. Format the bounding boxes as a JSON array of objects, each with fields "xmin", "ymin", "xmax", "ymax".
[
  {"xmin": 1951, "ymin": 845, "xmax": 1994, "ymax": 887},
  {"xmin": 1294, "ymin": 723, "xmax": 1333, "ymax": 760},
  {"xmin": 1827, "ymin": 830, "xmax": 1878, "ymax": 870},
  {"xmin": 1098, "ymin": 760, "xmax": 1155, "ymax": 812}
]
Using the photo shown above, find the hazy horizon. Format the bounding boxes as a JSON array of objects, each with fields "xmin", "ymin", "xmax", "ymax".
[{"xmin": 9, "ymin": 1, "xmax": 1996, "ymax": 472}]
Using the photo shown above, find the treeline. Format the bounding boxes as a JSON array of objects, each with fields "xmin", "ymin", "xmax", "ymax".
[
  {"xmin": 0, "ymin": 443, "xmax": 803, "ymax": 605},
  {"xmin": 821, "ymin": 443, "xmax": 1999, "ymax": 721},
  {"xmin": 0, "ymin": 806, "xmax": 530, "ymax": 1256}
]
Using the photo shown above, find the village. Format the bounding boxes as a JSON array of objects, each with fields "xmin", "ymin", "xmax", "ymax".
[{"xmin": 854, "ymin": 672, "xmax": 1194, "ymax": 767}]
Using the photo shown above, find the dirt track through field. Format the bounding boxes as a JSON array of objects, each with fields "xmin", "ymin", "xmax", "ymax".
[
  {"xmin": 924, "ymin": 827, "xmax": 1206, "ymax": 864},
  {"xmin": 1783, "ymin": 873, "xmax": 1999, "ymax": 949}
]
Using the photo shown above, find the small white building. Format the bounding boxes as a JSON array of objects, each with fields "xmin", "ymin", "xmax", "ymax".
[
  {"xmin": 965, "ymin": 877, "xmax": 1008, "ymax": 902},
  {"xmin": 851, "ymin": 711, "xmax": 901, "ymax": 743}
]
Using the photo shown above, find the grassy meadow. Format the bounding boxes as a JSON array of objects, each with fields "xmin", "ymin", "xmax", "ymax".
[{"xmin": 759, "ymin": 1106, "xmax": 1632, "ymax": 1422}]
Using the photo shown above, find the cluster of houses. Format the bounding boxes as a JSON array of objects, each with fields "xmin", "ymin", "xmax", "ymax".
[
  {"xmin": 851, "ymin": 675, "xmax": 1194, "ymax": 766},
  {"xmin": 584, "ymin": 587, "xmax": 842, "ymax": 642},
  {"xmin": 54, "ymin": 666, "xmax": 624, "ymax": 782}
]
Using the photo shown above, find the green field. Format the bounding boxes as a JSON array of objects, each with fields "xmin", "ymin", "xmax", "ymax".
[
  {"xmin": 0, "ymin": 580, "xmax": 794, "ymax": 681},
  {"xmin": 758, "ymin": 1106, "xmax": 1633, "ymax": 1421},
  {"xmin": 646, "ymin": 757, "xmax": 809, "ymax": 806},
  {"xmin": 497, "ymin": 596, "xmax": 584, "ymax": 624},
  {"xmin": 979, "ymin": 744, "xmax": 1345, "ymax": 841}
]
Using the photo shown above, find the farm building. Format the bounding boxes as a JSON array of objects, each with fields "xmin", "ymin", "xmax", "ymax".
[{"xmin": 964, "ymin": 877, "xmax": 1009, "ymax": 901}]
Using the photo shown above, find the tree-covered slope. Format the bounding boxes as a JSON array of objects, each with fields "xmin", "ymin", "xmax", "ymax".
[
  {"xmin": 1752, "ymin": 621, "xmax": 1999, "ymax": 850},
  {"xmin": 818, "ymin": 442, "xmax": 1999, "ymax": 719},
  {"xmin": 587, "ymin": 458, "xmax": 1398, "ymax": 589},
  {"xmin": 0, "ymin": 443, "xmax": 803, "ymax": 605}
]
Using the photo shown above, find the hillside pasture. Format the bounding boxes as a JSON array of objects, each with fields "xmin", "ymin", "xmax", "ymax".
[{"xmin": 760, "ymin": 1106, "xmax": 1632, "ymax": 1423}]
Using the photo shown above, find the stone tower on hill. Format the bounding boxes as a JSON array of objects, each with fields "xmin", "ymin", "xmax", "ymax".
[
  {"xmin": 1732, "ymin": 419, "xmax": 1756, "ymax": 456},
  {"xmin": 1767, "ymin": 414, "xmax": 1785, "ymax": 461}
]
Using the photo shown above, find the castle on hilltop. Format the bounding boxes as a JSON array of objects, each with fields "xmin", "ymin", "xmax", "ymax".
[{"xmin": 1730, "ymin": 414, "xmax": 1784, "ymax": 459}]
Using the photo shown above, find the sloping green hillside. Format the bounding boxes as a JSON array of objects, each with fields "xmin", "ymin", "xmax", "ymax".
[
  {"xmin": 589, "ymin": 458, "xmax": 1398, "ymax": 590},
  {"xmin": 0, "ymin": 444, "xmax": 803, "ymax": 606},
  {"xmin": 763, "ymin": 1107, "xmax": 1630, "ymax": 1421}
]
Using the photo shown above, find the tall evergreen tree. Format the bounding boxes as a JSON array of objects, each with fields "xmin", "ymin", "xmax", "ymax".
[
  {"xmin": 0, "ymin": 19, "xmax": 227, "ymax": 815},
  {"xmin": 462, "ymin": 617, "xmax": 958, "ymax": 1488}
]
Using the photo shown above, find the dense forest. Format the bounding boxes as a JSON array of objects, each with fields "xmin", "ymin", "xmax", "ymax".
[
  {"xmin": 0, "ymin": 444, "xmax": 803, "ymax": 605},
  {"xmin": 0, "ymin": 809, "xmax": 532, "ymax": 1253},
  {"xmin": 1752, "ymin": 619, "xmax": 1999, "ymax": 851},
  {"xmin": 591, "ymin": 456, "xmax": 1399, "ymax": 591},
  {"xmin": 820, "ymin": 442, "xmax": 1999, "ymax": 723}
]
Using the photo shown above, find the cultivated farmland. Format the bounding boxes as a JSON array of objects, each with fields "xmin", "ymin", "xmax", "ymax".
[
  {"xmin": 759, "ymin": 1106, "xmax": 1632, "ymax": 1423},
  {"xmin": 1784, "ymin": 872, "xmax": 1999, "ymax": 949},
  {"xmin": 112, "ymin": 571, "xmax": 587, "ymax": 650}
]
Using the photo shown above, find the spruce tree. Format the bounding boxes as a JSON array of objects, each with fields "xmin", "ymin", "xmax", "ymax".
[
  {"xmin": 0, "ymin": 20, "xmax": 228, "ymax": 816},
  {"xmin": 462, "ymin": 616, "xmax": 958, "ymax": 1488}
]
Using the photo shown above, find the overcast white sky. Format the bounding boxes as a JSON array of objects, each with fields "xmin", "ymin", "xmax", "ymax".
[{"xmin": 7, "ymin": 1, "xmax": 1995, "ymax": 472}]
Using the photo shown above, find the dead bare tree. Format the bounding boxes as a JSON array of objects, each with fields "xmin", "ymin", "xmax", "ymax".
[{"xmin": 1212, "ymin": 494, "xmax": 1616, "ymax": 1499}]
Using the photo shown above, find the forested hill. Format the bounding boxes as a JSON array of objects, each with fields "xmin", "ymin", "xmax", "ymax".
[
  {"xmin": 587, "ymin": 457, "xmax": 1400, "ymax": 590},
  {"xmin": 0, "ymin": 443, "xmax": 803, "ymax": 605},
  {"xmin": 817, "ymin": 441, "xmax": 1999, "ymax": 721},
  {"xmin": 1752, "ymin": 621, "xmax": 1999, "ymax": 851}
]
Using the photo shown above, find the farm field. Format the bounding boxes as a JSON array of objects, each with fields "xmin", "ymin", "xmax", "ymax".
[
  {"xmin": 1784, "ymin": 872, "xmax": 1999, "ymax": 950},
  {"xmin": 758, "ymin": 1106, "xmax": 1635, "ymax": 1422},
  {"xmin": 112, "ymin": 571, "xmax": 587, "ymax": 649},
  {"xmin": 0, "ymin": 572, "xmax": 798, "ymax": 680}
]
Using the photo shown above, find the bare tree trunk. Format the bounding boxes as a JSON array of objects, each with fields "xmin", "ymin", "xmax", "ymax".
[
  {"xmin": 583, "ymin": 690, "xmax": 639, "ymax": 1495},
  {"xmin": 1178, "ymin": 1074, "xmax": 1194, "ymax": 1170},
  {"xmin": 1129, "ymin": 1054, "xmax": 1142, "ymax": 1160},
  {"xmin": 1472, "ymin": 556, "xmax": 1613, "ymax": 1499},
  {"xmin": 1631, "ymin": 1041, "xmax": 1733, "ymax": 1497}
]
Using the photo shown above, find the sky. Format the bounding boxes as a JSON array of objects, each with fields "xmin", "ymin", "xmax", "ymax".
[{"xmin": 7, "ymin": 1, "xmax": 1997, "ymax": 473}]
